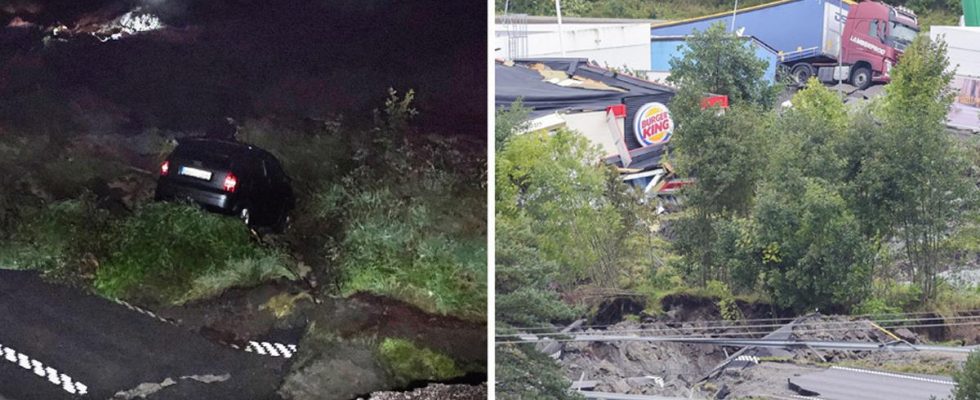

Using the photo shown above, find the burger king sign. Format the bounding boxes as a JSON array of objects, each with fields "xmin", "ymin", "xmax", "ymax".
[{"xmin": 633, "ymin": 102, "xmax": 673, "ymax": 147}]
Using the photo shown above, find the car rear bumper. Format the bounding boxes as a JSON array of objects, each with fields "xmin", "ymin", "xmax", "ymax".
[{"xmin": 155, "ymin": 181, "xmax": 235, "ymax": 212}]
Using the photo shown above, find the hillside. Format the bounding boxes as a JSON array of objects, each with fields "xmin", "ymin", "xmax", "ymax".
[{"xmin": 496, "ymin": 0, "xmax": 961, "ymax": 29}]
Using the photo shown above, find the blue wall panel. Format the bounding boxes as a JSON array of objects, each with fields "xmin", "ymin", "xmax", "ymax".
[
  {"xmin": 651, "ymin": 39, "xmax": 779, "ymax": 82},
  {"xmin": 650, "ymin": 0, "xmax": 850, "ymax": 54}
]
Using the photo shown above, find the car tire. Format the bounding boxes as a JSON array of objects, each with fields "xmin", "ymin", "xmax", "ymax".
[{"xmin": 850, "ymin": 66, "xmax": 872, "ymax": 90}]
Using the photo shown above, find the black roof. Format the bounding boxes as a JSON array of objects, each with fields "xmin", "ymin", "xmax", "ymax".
[{"xmin": 495, "ymin": 58, "xmax": 675, "ymax": 118}]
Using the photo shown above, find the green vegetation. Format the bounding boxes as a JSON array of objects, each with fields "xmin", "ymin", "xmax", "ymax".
[
  {"xmin": 378, "ymin": 338, "xmax": 462, "ymax": 385},
  {"xmin": 667, "ymin": 23, "xmax": 780, "ymax": 108},
  {"xmin": 94, "ymin": 202, "xmax": 288, "ymax": 304},
  {"xmin": 497, "ymin": 343, "xmax": 585, "ymax": 400},
  {"xmin": 495, "ymin": 0, "xmax": 961, "ymax": 28},
  {"xmin": 496, "ymin": 25, "xmax": 978, "ymax": 396},
  {"xmin": 954, "ymin": 350, "xmax": 980, "ymax": 400},
  {"xmin": 244, "ymin": 90, "xmax": 487, "ymax": 319},
  {"xmin": 815, "ymin": 357, "xmax": 959, "ymax": 376},
  {"xmin": 1, "ymin": 89, "xmax": 486, "ymax": 321}
]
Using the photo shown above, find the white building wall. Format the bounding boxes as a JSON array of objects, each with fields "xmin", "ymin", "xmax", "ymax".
[
  {"xmin": 931, "ymin": 26, "xmax": 980, "ymax": 77},
  {"xmin": 931, "ymin": 26, "xmax": 980, "ymax": 131},
  {"xmin": 495, "ymin": 23, "xmax": 651, "ymax": 71}
]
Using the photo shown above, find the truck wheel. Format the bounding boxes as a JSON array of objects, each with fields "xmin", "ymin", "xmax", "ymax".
[
  {"xmin": 851, "ymin": 66, "xmax": 872, "ymax": 90},
  {"xmin": 791, "ymin": 64, "xmax": 813, "ymax": 86}
]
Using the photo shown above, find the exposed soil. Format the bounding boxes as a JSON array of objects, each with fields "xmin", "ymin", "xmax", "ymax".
[
  {"xmin": 279, "ymin": 293, "xmax": 486, "ymax": 400},
  {"xmin": 551, "ymin": 295, "xmax": 978, "ymax": 399},
  {"xmin": 159, "ymin": 280, "xmax": 314, "ymax": 345},
  {"xmin": 311, "ymin": 292, "xmax": 487, "ymax": 369}
]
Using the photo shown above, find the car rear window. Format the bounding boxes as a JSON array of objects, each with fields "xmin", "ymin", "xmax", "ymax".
[{"xmin": 172, "ymin": 144, "xmax": 236, "ymax": 169}]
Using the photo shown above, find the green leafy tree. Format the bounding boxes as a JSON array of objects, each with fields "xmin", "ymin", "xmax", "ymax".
[
  {"xmin": 496, "ymin": 99, "xmax": 530, "ymax": 151},
  {"xmin": 734, "ymin": 79, "xmax": 872, "ymax": 311},
  {"xmin": 670, "ymin": 87, "xmax": 770, "ymax": 287},
  {"xmin": 497, "ymin": 128, "xmax": 634, "ymax": 287},
  {"xmin": 497, "ymin": 344, "xmax": 584, "ymax": 400},
  {"xmin": 953, "ymin": 350, "xmax": 980, "ymax": 400},
  {"xmin": 751, "ymin": 180, "xmax": 872, "ymax": 312},
  {"xmin": 847, "ymin": 35, "xmax": 975, "ymax": 302},
  {"xmin": 667, "ymin": 22, "xmax": 779, "ymax": 108}
]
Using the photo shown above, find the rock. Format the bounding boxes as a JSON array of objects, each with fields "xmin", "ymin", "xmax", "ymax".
[
  {"xmin": 364, "ymin": 383, "xmax": 486, "ymax": 400},
  {"xmin": 280, "ymin": 350, "xmax": 386, "ymax": 400},
  {"xmin": 893, "ymin": 328, "xmax": 919, "ymax": 344},
  {"xmin": 611, "ymin": 378, "xmax": 631, "ymax": 393}
]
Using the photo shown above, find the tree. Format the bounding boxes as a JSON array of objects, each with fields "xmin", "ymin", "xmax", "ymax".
[
  {"xmin": 953, "ymin": 350, "xmax": 980, "ymax": 400},
  {"xmin": 670, "ymin": 86, "xmax": 770, "ymax": 287},
  {"xmin": 732, "ymin": 79, "xmax": 873, "ymax": 311},
  {"xmin": 750, "ymin": 179, "xmax": 872, "ymax": 312},
  {"xmin": 848, "ymin": 35, "xmax": 975, "ymax": 302},
  {"xmin": 495, "ymin": 105, "xmax": 633, "ymax": 400},
  {"xmin": 496, "ymin": 100, "xmax": 530, "ymax": 151},
  {"xmin": 497, "ymin": 128, "xmax": 640, "ymax": 287},
  {"xmin": 667, "ymin": 22, "xmax": 779, "ymax": 108},
  {"xmin": 496, "ymin": 344, "xmax": 584, "ymax": 400}
]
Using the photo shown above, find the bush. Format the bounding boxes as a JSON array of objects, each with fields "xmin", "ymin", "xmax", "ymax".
[
  {"xmin": 496, "ymin": 344, "xmax": 582, "ymax": 400},
  {"xmin": 378, "ymin": 338, "xmax": 461, "ymax": 385},
  {"xmin": 339, "ymin": 180, "xmax": 486, "ymax": 319},
  {"xmin": 241, "ymin": 90, "xmax": 487, "ymax": 321},
  {"xmin": 0, "ymin": 196, "xmax": 109, "ymax": 281},
  {"xmin": 954, "ymin": 350, "xmax": 980, "ymax": 400},
  {"xmin": 94, "ymin": 202, "xmax": 285, "ymax": 304}
]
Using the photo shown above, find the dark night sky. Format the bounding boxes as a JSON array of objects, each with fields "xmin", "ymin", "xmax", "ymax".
[{"xmin": 0, "ymin": 0, "xmax": 487, "ymax": 137}]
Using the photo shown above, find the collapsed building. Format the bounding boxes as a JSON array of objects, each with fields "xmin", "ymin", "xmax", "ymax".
[{"xmin": 496, "ymin": 58, "xmax": 715, "ymax": 210}]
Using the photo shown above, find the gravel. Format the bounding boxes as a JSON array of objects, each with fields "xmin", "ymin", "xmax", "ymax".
[{"xmin": 362, "ymin": 383, "xmax": 487, "ymax": 400}]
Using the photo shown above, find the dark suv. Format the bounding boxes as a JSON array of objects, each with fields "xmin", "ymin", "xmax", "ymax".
[{"xmin": 155, "ymin": 138, "xmax": 294, "ymax": 231}]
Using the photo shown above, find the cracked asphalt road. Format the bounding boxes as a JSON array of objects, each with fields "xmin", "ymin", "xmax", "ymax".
[{"xmin": 0, "ymin": 270, "xmax": 287, "ymax": 399}]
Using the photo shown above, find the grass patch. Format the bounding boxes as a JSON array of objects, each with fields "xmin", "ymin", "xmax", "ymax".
[
  {"xmin": 0, "ymin": 196, "xmax": 110, "ymax": 280},
  {"xmin": 378, "ymin": 338, "xmax": 462, "ymax": 385},
  {"xmin": 340, "ymin": 184, "xmax": 486, "ymax": 319},
  {"xmin": 94, "ymin": 202, "xmax": 290, "ymax": 305},
  {"xmin": 241, "ymin": 91, "xmax": 487, "ymax": 321},
  {"xmin": 179, "ymin": 255, "xmax": 296, "ymax": 305},
  {"xmin": 816, "ymin": 357, "xmax": 959, "ymax": 376}
]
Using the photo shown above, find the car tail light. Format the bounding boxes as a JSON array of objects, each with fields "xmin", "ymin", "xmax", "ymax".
[
  {"xmin": 223, "ymin": 173, "xmax": 238, "ymax": 193},
  {"xmin": 160, "ymin": 161, "xmax": 170, "ymax": 176}
]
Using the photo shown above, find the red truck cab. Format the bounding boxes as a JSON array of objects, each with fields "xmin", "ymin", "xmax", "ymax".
[{"xmin": 839, "ymin": 1, "xmax": 918, "ymax": 88}]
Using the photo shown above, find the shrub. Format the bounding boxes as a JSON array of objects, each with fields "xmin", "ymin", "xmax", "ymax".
[
  {"xmin": 0, "ymin": 196, "xmax": 109, "ymax": 281},
  {"xmin": 496, "ymin": 344, "xmax": 583, "ymax": 400},
  {"xmin": 378, "ymin": 338, "xmax": 461, "ymax": 385},
  {"xmin": 339, "ymin": 183, "xmax": 486, "ymax": 319},
  {"xmin": 954, "ymin": 350, "xmax": 980, "ymax": 400}
]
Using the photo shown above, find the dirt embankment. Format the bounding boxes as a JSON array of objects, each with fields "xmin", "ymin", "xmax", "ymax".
[
  {"xmin": 551, "ymin": 294, "xmax": 978, "ymax": 399},
  {"xmin": 158, "ymin": 282, "xmax": 486, "ymax": 400}
]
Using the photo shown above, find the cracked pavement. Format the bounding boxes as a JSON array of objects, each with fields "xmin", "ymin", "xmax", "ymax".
[{"xmin": 0, "ymin": 270, "xmax": 287, "ymax": 399}]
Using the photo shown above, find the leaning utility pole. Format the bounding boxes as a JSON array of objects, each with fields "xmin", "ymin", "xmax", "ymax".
[
  {"xmin": 838, "ymin": 0, "xmax": 844, "ymax": 92},
  {"xmin": 556, "ymin": 0, "xmax": 566, "ymax": 56},
  {"xmin": 731, "ymin": 0, "xmax": 739, "ymax": 32}
]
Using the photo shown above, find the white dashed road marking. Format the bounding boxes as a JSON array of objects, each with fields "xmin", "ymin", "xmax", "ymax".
[
  {"xmin": 831, "ymin": 366, "xmax": 956, "ymax": 385},
  {"xmin": 111, "ymin": 298, "xmax": 299, "ymax": 359},
  {"xmin": 111, "ymin": 298, "xmax": 174, "ymax": 325},
  {"xmin": 0, "ymin": 343, "xmax": 88, "ymax": 395},
  {"xmin": 244, "ymin": 341, "xmax": 298, "ymax": 358},
  {"xmin": 735, "ymin": 355, "xmax": 760, "ymax": 364}
]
